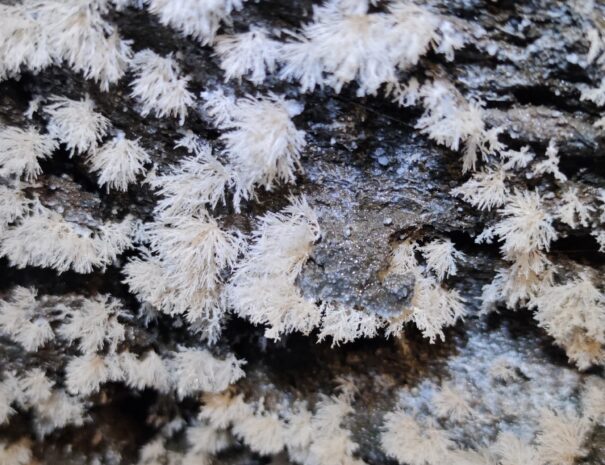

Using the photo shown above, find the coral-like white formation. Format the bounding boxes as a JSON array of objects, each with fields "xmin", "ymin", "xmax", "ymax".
[
  {"xmin": 215, "ymin": 28, "xmax": 280, "ymax": 84},
  {"xmin": 1, "ymin": 209, "xmax": 133, "ymax": 273},
  {"xmin": 381, "ymin": 411, "xmax": 454, "ymax": 465},
  {"xmin": 146, "ymin": 0, "xmax": 245, "ymax": 45},
  {"xmin": 279, "ymin": 1, "xmax": 464, "ymax": 95},
  {"xmin": 169, "ymin": 348, "xmax": 245, "ymax": 398},
  {"xmin": 65, "ymin": 354, "xmax": 111, "ymax": 396},
  {"xmin": 204, "ymin": 92, "xmax": 306, "ymax": 209},
  {"xmin": 152, "ymin": 140, "xmax": 232, "ymax": 216},
  {"xmin": 45, "ymin": 95, "xmax": 110, "ymax": 155},
  {"xmin": 0, "ymin": 287, "xmax": 53, "ymax": 352},
  {"xmin": 535, "ymin": 410, "xmax": 590, "ymax": 465},
  {"xmin": 129, "ymin": 50, "xmax": 195, "ymax": 124},
  {"xmin": 89, "ymin": 133, "xmax": 151, "ymax": 191},
  {"xmin": 492, "ymin": 191, "xmax": 557, "ymax": 259},
  {"xmin": 0, "ymin": 126, "xmax": 57, "ymax": 180},
  {"xmin": 451, "ymin": 166, "xmax": 509, "ymax": 210},
  {"xmin": 419, "ymin": 239, "xmax": 465, "ymax": 281},
  {"xmin": 125, "ymin": 214, "xmax": 243, "ymax": 342},
  {"xmin": 530, "ymin": 272, "xmax": 605, "ymax": 369},
  {"xmin": 58, "ymin": 295, "xmax": 127, "ymax": 353},
  {"xmin": 533, "ymin": 141, "xmax": 567, "ymax": 182},
  {"xmin": 416, "ymin": 80, "xmax": 503, "ymax": 172},
  {"xmin": 229, "ymin": 198, "xmax": 322, "ymax": 339},
  {"xmin": 29, "ymin": 0, "xmax": 133, "ymax": 91}
]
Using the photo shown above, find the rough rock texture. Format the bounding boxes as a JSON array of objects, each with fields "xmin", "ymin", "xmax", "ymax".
[{"xmin": 0, "ymin": 0, "xmax": 604, "ymax": 464}]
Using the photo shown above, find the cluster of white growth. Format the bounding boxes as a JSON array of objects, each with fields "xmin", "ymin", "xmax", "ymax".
[
  {"xmin": 151, "ymin": 139, "xmax": 232, "ymax": 215},
  {"xmin": 279, "ymin": 1, "xmax": 464, "ymax": 96},
  {"xmin": 0, "ymin": 287, "xmax": 53, "ymax": 352},
  {"xmin": 58, "ymin": 294, "xmax": 127, "ymax": 353},
  {"xmin": 381, "ymin": 411, "xmax": 454, "ymax": 465},
  {"xmin": 530, "ymin": 272, "xmax": 605, "ymax": 369},
  {"xmin": 1, "ymin": 208, "xmax": 133, "ymax": 273},
  {"xmin": 125, "ymin": 213, "xmax": 243, "ymax": 342},
  {"xmin": 129, "ymin": 50, "xmax": 195, "ymax": 124},
  {"xmin": 415, "ymin": 80, "xmax": 503, "ymax": 172},
  {"xmin": 0, "ymin": 126, "xmax": 57, "ymax": 180},
  {"xmin": 381, "ymin": 392, "xmax": 596, "ymax": 465},
  {"xmin": 198, "ymin": 380, "xmax": 364, "ymax": 465},
  {"xmin": 215, "ymin": 28, "xmax": 280, "ymax": 84},
  {"xmin": 169, "ymin": 348, "xmax": 245, "ymax": 399},
  {"xmin": 88, "ymin": 133, "xmax": 151, "ymax": 191},
  {"xmin": 451, "ymin": 166, "xmax": 509, "ymax": 210},
  {"xmin": 385, "ymin": 237, "xmax": 466, "ymax": 342},
  {"xmin": 31, "ymin": 0, "xmax": 133, "ymax": 90},
  {"xmin": 0, "ymin": 0, "xmax": 132, "ymax": 90},
  {"xmin": 45, "ymin": 95, "xmax": 110, "ymax": 155},
  {"xmin": 146, "ymin": 0, "xmax": 245, "ymax": 45},
  {"xmin": 203, "ymin": 92, "xmax": 306, "ymax": 208},
  {"xmin": 229, "ymin": 198, "xmax": 322, "ymax": 339}
]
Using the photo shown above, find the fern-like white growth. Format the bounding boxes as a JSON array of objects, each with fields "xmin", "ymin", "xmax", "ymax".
[
  {"xmin": 407, "ymin": 276, "xmax": 466, "ymax": 342},
  {"xmin": 204, "ymin": 92, "xmax": 306, "ymax": 209},
  {"xmin": 18, "ymin": 369, "xmax": 54, "ymax": 405},
  {"xmin": 1, "ymin": 209, "xmax": 133, "ymax": 273},
  {"xmin": 65, "ymin": 353, "xmax": 111, "ymax": 396},
  {"xmin": 0, "ymin": 4, "xmax": 52, "ymax": 81},
  {"xmin": 169, "ymin": 348, "xmax": 245, "ymax": 398},
  {"xmin": 232, "ymin": 409, "xmax": 287, "ymax": 455},
  {"xmin": 199, "ymin": 392, "xmax": 252, "ymax": 430},
  {"xmin": 215, "ymin": 27, "xmax": 280, "ymax": 84},
  {"xmin": 152, "ymin": 140, "xmax": 232, "ymax": 216},
  {"xmin": 490, "ymin": 432, "xmax": 540, "ymax": 465},
  {"xmin": 279, "ymin": 1, "xmax": 463, "ymax": 96},
  {"xmin": 535, "ymin": 409, "xmax": 590, "ymax": 465},
  {"xmin": 45, "ymin": 96, "xmax": 110, "ymax": 155},
  {"xmin": 125, "ymin": 214, "xmax": 243, "ymax": 341},
  {"xmin": 432, "ymin": 383, "xmax": 472, "ymax": 421},
  {"xmin": 58, "ymin": 294, "xmax": 127, "ymax": 353},
  {"xmin": 529, "ymin": 272, "xmax": 604, "ymax": 369},
  {"xmin": 318, "ymin": 304, "xmax": 381, "ymax": 346},
  {"xmin": 0, "ymin": 287, "xmax": 53, "ymax": 352},
  {"xmin": 229, "ymin": 198, "xmax": 322, "ymax": 339},
  {"xmin": 381, "ymin": 410, "xmax": 454, "ymax": 465},
  {"xmin": 89, "ymin": 133, "xmax": 151, "ymax": 191},
  {"xmin": 451, "ymin": 166, "xmax": 509, "ymax": 210},
  {"xmin": 30, "ymin": 0, "xmax": 132, "ymax": 90},
  {"xmin": 500, "ymin": 145, "xmax": 534, "ymax": 170},
  {"xmin": 416, "ymin": 80, "xmax": 503, "ymax": 172},
  {"xmin": 491, "ymin": 190, "xmax": 557, "ymax": 259},
  {"xmin": 287, "ymin": 383, "xmax": 362, "ymax": 465},
  {"xmin": 386, "ymin": 239, "xmax": 466, "ymax": 342},
  {"xmin": 0, "ymin": 185, "xmax": 30, "ymax": 231},
  {"xmin": 146, "ymin": 0, "xmax": 245, "ymax": 45},
  {"xmin": 0, "ymin": 126, "xmax": 57, "ymax": 179},
  {"xmin": 419, "ymin": 239, "xmax": 464, "ymax": 281},
  {"xmin": 120, "ymin": 350, "xmax": 171, "ymax": 393},
  {"xmin": 129, "ymin": 50, "xmax": 195, "ymax": 124},
  {"xmin": 556, "ymin": 188, "xmax": 594, "ymax": 228},
  {"xmin": 33, "ymin": 389, "xmax": 86, "ymax": 436},
  {"xmin": 533, "ymin": 140, "xmax": 567, "ymax": 182}
]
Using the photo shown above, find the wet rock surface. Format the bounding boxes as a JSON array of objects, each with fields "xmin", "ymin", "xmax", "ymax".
[{"xmin": 0, "ymin": 0, "xmax": 604, "ymax": 464}]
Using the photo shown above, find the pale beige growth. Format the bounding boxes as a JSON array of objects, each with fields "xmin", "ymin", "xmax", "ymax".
[{"xmin": 535, "ymin": 409, "xmax": 590, "ymax": 465}]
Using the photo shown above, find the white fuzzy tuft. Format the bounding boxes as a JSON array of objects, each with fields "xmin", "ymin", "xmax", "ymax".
[
  {"xmin": 45, "ymin": 95, "xmax": 110, "ymax": 155},
  {"xmin": 89, "ymin": 134, "xmax": 151, "ymax": 191},
  {"xmin": 129, "ymin": 49, "xmax": 195, "ymax": 124},
  {"xmin": 0, "ymin": 126, "xmax": 57, "ymax": 180}
]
